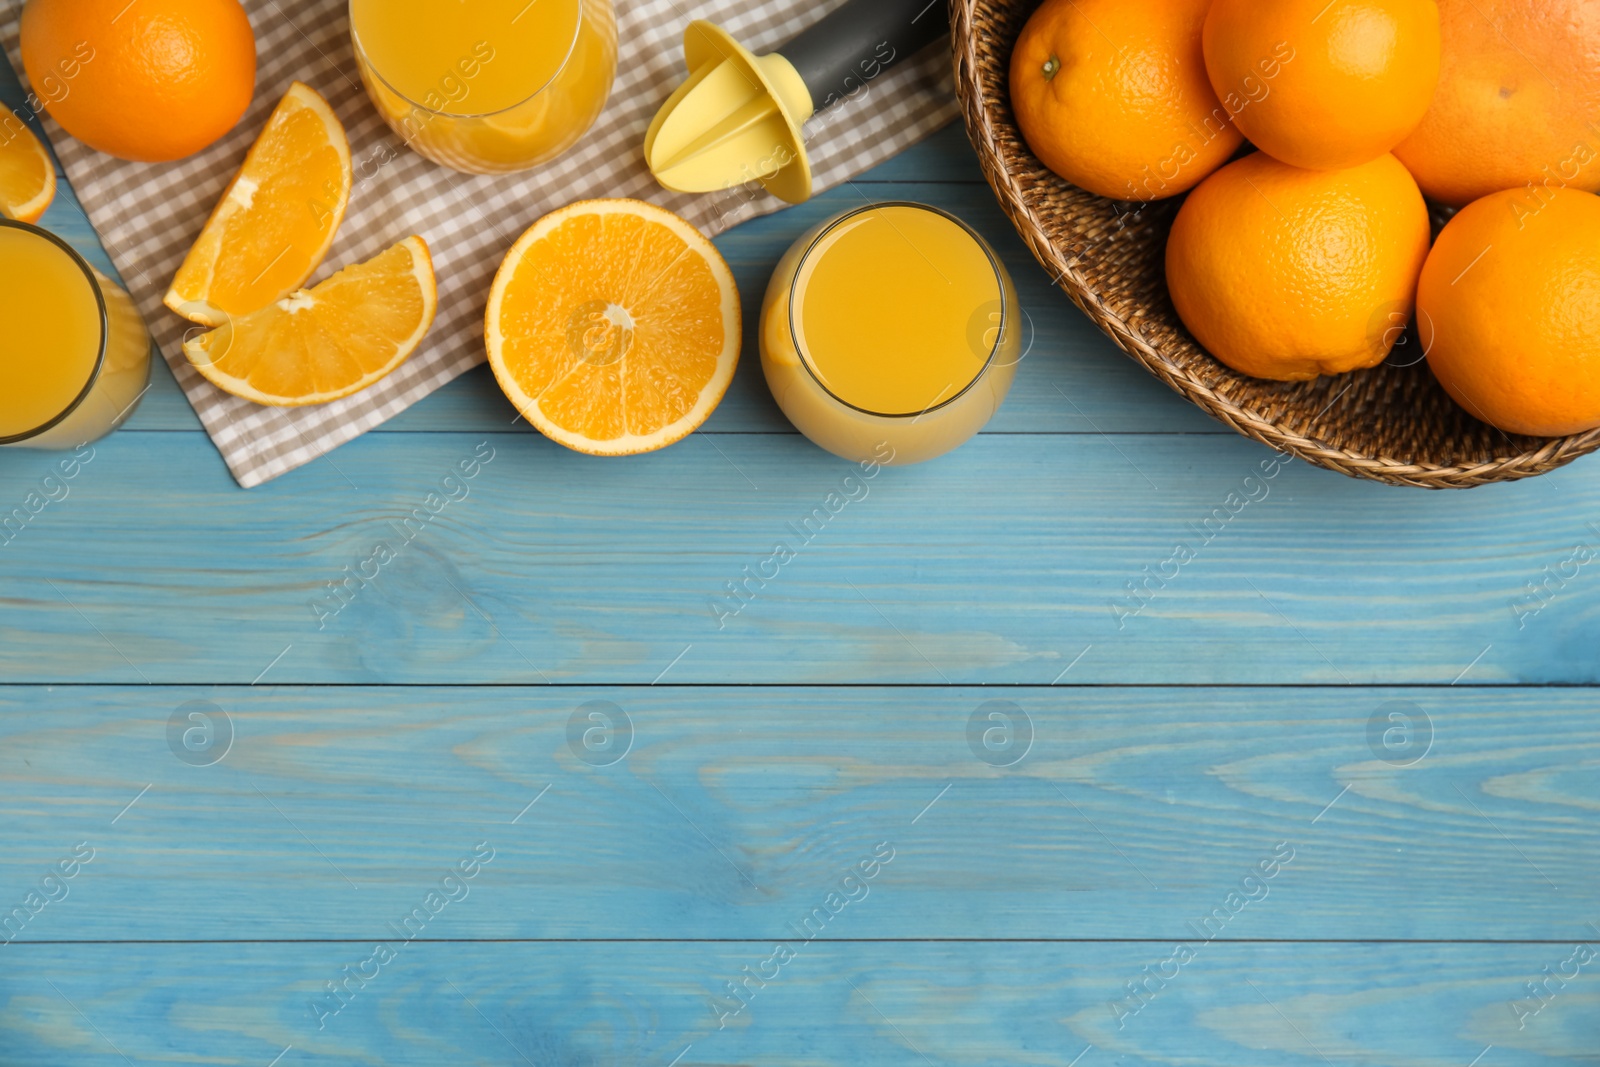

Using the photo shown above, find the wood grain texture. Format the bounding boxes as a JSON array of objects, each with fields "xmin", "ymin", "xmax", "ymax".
[
  {"xmin": 5, "ymin": 52, "xmax": 1598, "ymax": 1067},
  {"xmin": 1, "ymin": 431, "xmax": 1596, "ymax": 685},
  {"xmin": 2, "ymin": 941, "xmax": 1595, "ymax": 1066},
  {"xmin": 1, "ymin": 686, "xmax": 1595, "ymax": 942}
]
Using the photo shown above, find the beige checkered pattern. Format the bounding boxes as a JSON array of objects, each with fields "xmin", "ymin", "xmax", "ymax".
[{"xmin": 2, "ymin": 0, "xmax": 956, "ymax": 487}]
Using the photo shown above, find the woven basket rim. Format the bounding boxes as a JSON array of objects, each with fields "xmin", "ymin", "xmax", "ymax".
[{"xmin": 950, "ymin": 0, "xmax": 1600, "ymax": 488}]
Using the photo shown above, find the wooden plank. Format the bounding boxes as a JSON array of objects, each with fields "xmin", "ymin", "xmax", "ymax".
[
  {"xmin": 850, "ymin": 122, "xmax": 989, "ymax": 183},
  {"xmin": 1, "ymin": 685, "xmax": 1594, "ymax": 941},
  {"xmin": 0, "ymin": 431, "xmax": 1595, "ymax": 685},
  {"xmin": 1, "ymin": 941, "xmax": 1591, "ymax": 1065}
]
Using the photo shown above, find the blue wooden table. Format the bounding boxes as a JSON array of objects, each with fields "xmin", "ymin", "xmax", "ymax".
[{"xmin": 3, "ymin": 56, "xmax": 1598, "ymax": 1067}]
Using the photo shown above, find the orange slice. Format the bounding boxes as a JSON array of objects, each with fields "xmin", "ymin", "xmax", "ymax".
[
  {"xmin": 0, "ymin": 119, "xmax": 56, "ymax": 223},
  {"xmin": 164, "ymin": 82, "xmax": 351, "ymax": 326},
  {"xmin": 182, "ymin": 236, "xmax": 436, "ymax": 406},
  {"xmin": 485, "ymin": 198, "xmax": 740, "ymax": 455}
]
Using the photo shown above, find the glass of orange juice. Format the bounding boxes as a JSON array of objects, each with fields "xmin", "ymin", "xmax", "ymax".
[
  {"xmin": 760, "ymin": 202, "xmax": 1021, "ymax": 465},
  {"xmin": 0, "ymin": 219, "xmax": 151, "ymax": 450},
  {"xmin": 349, "ymin": 0, "xmax": 618, "ymax": 175}
]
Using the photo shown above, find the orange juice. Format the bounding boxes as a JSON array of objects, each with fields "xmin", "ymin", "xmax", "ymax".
[
  {"xmin": 350, "ymin": 0, "xmax": 617, "ymax": 174},
  {"xmin": 760, "ymin": 203, "xmax": 1020, "ymax": 465},
  {"xmin": 0, "ymin": 220, "xmax": 150, "ymax": 449}
]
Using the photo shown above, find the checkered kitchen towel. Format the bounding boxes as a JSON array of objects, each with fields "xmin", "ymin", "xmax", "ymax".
[{"xmin": 1, "ymin": 1, "xmax": 956, "ymax": 487}]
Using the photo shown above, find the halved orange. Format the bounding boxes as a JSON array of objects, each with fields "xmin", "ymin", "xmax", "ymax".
[
  {"xmin": 182, "ymin": 236, "xmax": 436, "ymax": 406},
  {"xmin": 0, "ymin": 119, "xmax": 55, "ymax": 223},
  {"xmin": 485, "ymin": 198, "xmax": 741, "ymax": 455},
  {"xmin": 164, "ymin": 82, "xmax": 351, "ymax": 326}
]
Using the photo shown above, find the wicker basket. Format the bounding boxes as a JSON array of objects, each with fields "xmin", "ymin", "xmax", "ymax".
[{"xmin": 952, "ymin": 0, "xmax": 1600, "ymax": 488}]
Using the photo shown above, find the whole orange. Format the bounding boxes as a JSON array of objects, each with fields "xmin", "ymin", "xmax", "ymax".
[
  {"xmin": 1419, "ymin": 188, "xmax": 1600, "ymax": 436},
  {"xmin": 1394, "ymin": 0, "xmax": 1600, "ymax": 207},
  {"xmin": 21, "ymin": 0, "xmax": 256, "ymax": 163},
  {"xmin": 1010, "ymin": 0, "xmax": 1244, "ymax": 201},
  {"xmin": 1165, "ymin": 152, "xmax": 1432, "ymax": 381},
  {"xmin": 1203, "ymin": 0, "xmax": 1441, "ymax": 170}
]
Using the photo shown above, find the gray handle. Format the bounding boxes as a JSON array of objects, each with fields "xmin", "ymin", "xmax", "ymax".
[{"xmin": 781, "ymin": 0, "xmax": 951, "ymax": 113}]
